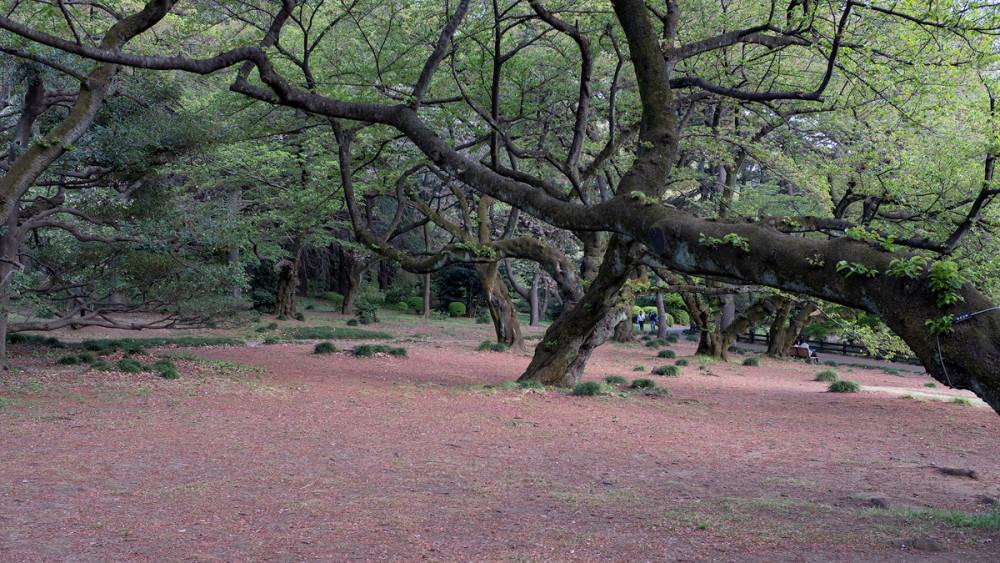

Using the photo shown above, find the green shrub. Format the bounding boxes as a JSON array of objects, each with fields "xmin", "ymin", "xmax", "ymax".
[
  {"xmin": 605, "ymin": 375, "xmax": 628, "ymax": 385},
  {"xmin": 354, "ymin": 300, "xmax": 380, "ymax": 324},
  {"xmin": 313, "ymin": 342, "xmax": 337, "ymax": 354},
  {"xmin": 287, "ymin": 326, "xmax": 393, "ymax": 340},
  {"xmin": 658, "ymin": 349, "xmax": 676, "ymax": 359},
  {"xmin": 116, "ymin": 359, "xmax": 144, "ymax": 373},
  {"xmin": 652, "ymin": 365, "xmax": 680, "ymax": 376},
  {"xmin": 267, "ymin": 322, "xmax": 279, "ymax": 330},
  {"xmin": 951, "ymin": 397, "xmax": 972, "ymax": 405},
  {"xmin": 448, "ymin": 301, "xmax": 467, "ymax": 317},
  {"xmin": 475, "ymin": 309, "xmax": 491, "ymax": 324},
  {"xmin": 56, "ymin": 355, "xmax": 80, "ymax": 365},
  {"xmin": 633, "ymin": 365, "xmax": 646, "ymax": 371},
  {"xmin": 476, "ymin": 340, "xmax": 508, "ymax": 352},
  {"xmin": 924, "ymin": 382, "xmax": 938, "ymax": 388},
  {"xmin": 150, "ymin": 359, "xmax": 175, "ymax": 372},
  {"xmin": 645, "ymin": 339, "xmax": 669, "ymax": 348},
  {"xmin": 823, "ymin": 360, "xmax": 838, "ymax": 366},
  {"xmin": 346, "ymin": 319, "xmax": 359, "ymax": 326},
  {"xmin": 829, "ymin": 380, "xmax": 861, "ymax": 393},
  {"xmin": 263, "ymin": 337, "xmax": 279, "ymax": 345},
  {"xmin": 323, "ymin": 292, "xmax": 345, "ymax": 308},
  {"xmin": 571, "ymin": 381, "xmax": 606, "ymax": 396},
  {"xmin": 254, "ymin": 326, "xmax": 269, "ymax": 333},
  {"xmin": 630, "ymin": 378, "xmax": 658, "ymax": 389},
  {"xmin": 675, "ymin": 359, "xmax": 689, "ymax": 366},
  {"xmin": 742, "ymin": 357, "xmax": 760, "ymax": 367},
  {"xmin": 354, "ymin": 344, "xmax": 376, "ymax": 357},
  {"xmin": 815, "ymin": 370, "xmax": 839, "ymax": 382},
  {"xmin": 123, "ymin": 345, "xmax": 145, "ymax": 355},
  {"xmin": 665, "ymin": 333, "xmax": 679, "ymax": 343},
  {"xmin": 294, "ymin": 312, "xmax": 306, "ymax": 321},
  {"xmin": 406, "ymin": 296, "xmax": 424, "ymax": 312},
  {"xmin": 396, "ymin": 301, "xmax": 410, "ymax": 311},
  {"xmin": 353, "ymin": 344, "xmax": 407, "ymax": 358},
  {"xmin": 90, "ymin": 361, "xmax": 113, "ymax": 371},
  {"xmin": 277, "ymin": 315, "xmax": 287, "ymax": 321},
  {"xmin": 77, "ymin": 353, "xmax": 96, "ymax": 364},
  {"xmin": 881, "ymin": 367, "xmax": 900, "ymax": 375},
  {"xmin": 305, "ymin": 305, "xmax": 315, "ymax": 311},
  {"xmin": 672, "ymin": 310, "xmax": 690, "ymax": 326},
  {"xmin": 157, "ymin": 367, "xmax": 180, "ymax": 380}
]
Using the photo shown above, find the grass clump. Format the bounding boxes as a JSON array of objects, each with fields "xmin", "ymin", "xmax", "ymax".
[
  {"xmin": 294, "ymin": 312, "xmax": 306, "ymax": 321},
  {"xmin": 924, "ymin": 382, "xmax": 938, "ymax": 388},
  {"xmin": 353, "ymin": 344, "xmax": 407, "ymax": 358},
  {"xmin": 571, "ymin": 381, "xmax": 607, "ymax": 396},
  {"xmin": 645, "ymin": 339, "xmax": 670, "ymax": 348},
  {"xmin": 951, "ymin": 397, "xmax": 973, "ymax": 406},
  {"xmin": 116, "ymin": 358, "xmax": 144, "ymax": 373},
  {"xmin": 651, "ymin": 365, "xmax": 681, "ymax": 377},
  {"xmin": 630, "ymin": 378, "xmax": 658, "ymax": 389},
  {"xmin": 742, "ymin": 357, "xmax": 760, "ymax": 367},
  {"xmin": 476, "ymin": 340, "xmax": 509, "ymax": 352},
  {"xmin": 605, "ymin": 375, "xmax": 628, "ymax": 385},
  {"xmin": 90, "ymin": 361, "xmax": 113, "ymax": 371},
  {"xmin": 657, "ymin": 349, "xmax": 676, "ymax": 359},
  {"xmin": 815, "ymin": 370, "xmax": 839, "ymax": 382},
  {"xmin": 517, "ymin": 380, "xmax": 545, "ymax": 393},
  {"xmin": 675, "ymin": 359, "xmax": 689, "ymax": 366},
  {"xmin": 287, "ymin": 326, "xmax": 392, "ymax": 340},
  {"xmin": 313, "ymin": 342, "xmax": 337, "ymax": 355},
  {"xmin": 56, "ymin": 355, "xmax": 80, "ymax": 365},
  {"xmin": 633, "ymin": 365, "xmax": 646, "ymax": 371},
  {"xmin": 346, "ymin": 319, "xmax": 359, "ymax": 326},
  {"xmin": 829, "ymin": 380, "xmax": 861, "ymax": 393},
  {"xmin": 665, "ymin": 333, "xmax": 679, "ymax": 343},
  {"xmin": 822, "ymin": 360, "xmax": 838, "ymax": 367}
]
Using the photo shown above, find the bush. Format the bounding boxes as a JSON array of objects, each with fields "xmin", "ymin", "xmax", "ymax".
[
  {"xmin": 675, "ymin": 359, "xmax": 689, "ymax": 366},
  {"xmin": 90, "ymin": 361, "xmax": 113, "ymax": 371},
  {"xmin": 313, "ymin": 342, "xmax": 337, "ymax": 354},
  {"xmin": 396, "ymin": 301, "xmax": 410, "ymax": 311},
  {"xmin": 267, "ymin": 322, "xmax": 279, "ymax": 330},
  {"xmin": 742, "ymin": 357, "xmax": 760, "ymax": 367},
  {"xmin": 323, "ymin": 292, "xmax": 345, "ymax": 308},
  {"xmin": 672, "ymin": 310, "xmax": 690, "ymax": 326},
  {"xmin": 77, "ymin": 353, "xmax": 96, "ymax": 364},
  {"xmin": 294, "ymin": 312, "xmax": 306, "ymax": 321},
  {"xmin": 346, "ymin": 319, "xmax": 359, "ymax": 326},
  {"xmin": 829, "ymin": 380, "xmax": 861, "ymax": 393},
  {"xmin": 645, "ymin": 339, "xmax": 670, "ymax": 348},
  {"xmin": 476, "ymin": 340, "xmax": 508, "ymax": 352},
  {"xmin": 56, "ymin": 355, "xmax": 80, "ymax": 365},
  {"xmin": 571, "ymin": 381, "xmax": 606, "ymax": 396},
  {"xmin": 448, "ymin": 301, "xmax": 467, "ymax": 317},
  {"xmin": 630, "ymin": 378, "xmax": 658, "ymax": 389},
  {"xmin": 658, "ymin": 349, "xmax": 676, "ymax": 359},
  {"xmin": 665, "ymin": 333, "xmax": 679, "ymax": 343},
  {"xmin": 117, "ymin": 359, "xmax": 144, "ymax": 373},
  {"xmin": 263, "ymin": 337, "xmax": 279, "ymax": 345},
  {"xmin": 633, "ymin": 365, "xmax": 646, "ymax": 371},
  {"xmin": 354, "ymin": 300, "xmax": 380, "ymax": 324},
  {"xmin": 150, "ymin": 359, "xmax": 175, "ymax": 372},
  {"xmin": 406, "ymin": 296, "xmax": 424, "ymax": 312},
  {"xmin": 823, "ymin": 360, "xmax": 838, "ymax": 366},
  {"xmin": 353, "ymin": 344, "xmax": 407, "ymax": 357},
  {"xmin": 652, "ymin": 365, "xmax": 680, "ymax": 376},
  {"xmin": 605, "ymin": 375, "xmax": 628, "ymax": 385},
  {"xmin": 277, "ymin": 315, "xmax": 287, "ymax": 321},
  {"xmin": 475, "ymin": 309, "xmax": 491, "ymax": 324},
  {"xmin": 924, "ymin": 382, "xmax": 938, "ymax": 388},
  {"xmin": 815, "ymin": 370, "xmax": 839, "ymax": 382}
]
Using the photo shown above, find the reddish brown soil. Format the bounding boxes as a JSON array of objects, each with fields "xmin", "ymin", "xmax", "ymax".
[{"xmin": 1, "ymin": 316, "xmax": 998, "ymax": 562}]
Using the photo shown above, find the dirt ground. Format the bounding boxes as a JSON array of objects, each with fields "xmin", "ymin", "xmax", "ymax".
[{"xmin": 1, "ymin": 312, "xmax": 998, "ymax": 562}]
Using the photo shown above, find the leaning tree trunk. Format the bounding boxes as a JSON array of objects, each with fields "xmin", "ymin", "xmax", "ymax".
[
  {"xmin": 274, "ymin": 235, "xmax": 304, "ymax": 318},
  {"xmin": 518, "ymin": 236, "xmax": 638, "ymax": 386},
  {"xmin": 655, "ymin": 292, "xmax": 668, "ymax": 338},
  {"xmin": 476, "ymin": 263, "xmax": 524, "ymax": 352},
  {"xmin": 765, "ymin": 298, "xmax": 794, "ymax": 356}
]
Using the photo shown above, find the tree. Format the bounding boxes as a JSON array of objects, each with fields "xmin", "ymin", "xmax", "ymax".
[{"xmin": 8, "ymin": 1, "xmax": 1000, "ymax": 414}]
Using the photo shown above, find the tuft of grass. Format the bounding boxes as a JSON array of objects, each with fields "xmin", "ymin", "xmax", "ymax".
[
  {"xmin": 822, "ymin": 360, "xmax": 838, "ymax": 366},
  {"xmin": 116, "ymin": 358, "xmax": 144, "ymax": 373},
  {"xmin": 517, "ymin": 380, "xmax": 545, "ymax": 392},
  {"xmin": 476, "ymin": 340, "xmax": 509, "ymax": 352},
  {"xmin": 90, "ymin": 361, "xmax": 113, "ymax": 371},
  {"xmin": 651, "ymin": 365, "xmax": 681, "ymax": 377},
  {"xmin": 675, "ymin": 359, "xmax": 689, "ymax": 366},
  {"xmin": 56, "ymin": 355, "xmax": 80, "ymax": 365},
  {"xmin": 605, "ymin": 375, "xmax": 628, "ymax": 385},
  {"xmin": 77, "ymin": 353, "xmax": 96, "ymax": 364},
  {"xmin": 346, "ymin": 319, "xmax": 359, "ymax": 326},
  {"xmin": 630, "ymin": 378, "xmax": 658, "ymax": 389},
  {"xmin": 294, "ymin": 312, "xmax": 306, "ymax": 321},
  {"xmin": 815, "ymin": 370, "xmax": 839, "ymax": 382},
  {"xmin": 633, "ymin": 365, "xmax": 646, "ymax": 372},
  {"xmin": 924, "ymin": 382, "xmax": 938, "ymax": 388},
  {"xmin": 80, "ymin": 337, "xmax": 243, "ymax": 351},
  {"xmin": 353, "ymin": 344, "xmax": 407, "ymax": 358},
  {"xmin": 313, "ymin": 342, "xmax": 337, "ymax": 354},
  {"xmin": 665, "ymin": 333, "xmax": 679, "ymax": 343},
  {"xmin": 571, "ymin": 381, "xmax": 607, "ymax": 396},
  {"xmin": 881, "ymin": 367, "xmax": 901, "ymax": 375},
  {"xmin": 263, "ymin": 337, "xmax": 279, "ymax": 345},
  {"xmin": 829, "ymin": 380, "xmax": 861, "ymax": 393},
  {"xmin": 645, "ymin": 338, "xmax": 670, "ymax": 348},
  {"xmin": 286, "ymin": 326, "xmax": 393, "ymax": 340},
  {"xmin": 658, "ymin": 349, "xmax": 676, "ymax": 359},
  {"xmin": 157, "ymin": 368, "xmax": 180, "ymax": 380},
  {"xmin": 742, "ymin": 357, "xmax": 760, "ymax": 367},
  {"xmin": 951, "ymin": 397, "xmax": 973, "ymax": 406}
]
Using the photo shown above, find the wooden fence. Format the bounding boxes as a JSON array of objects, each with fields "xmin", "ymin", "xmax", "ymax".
[{"xmin": 736, "ymin": 329, "xmax": 918, "ymax": 363}]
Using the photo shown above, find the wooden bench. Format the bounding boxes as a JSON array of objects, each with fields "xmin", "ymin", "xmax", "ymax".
[{"xmin": 790, "ymin": 346, "xmax": 818, "ymax": 363}]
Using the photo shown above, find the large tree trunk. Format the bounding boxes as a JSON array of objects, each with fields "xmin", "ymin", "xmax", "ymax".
[
  {"xmin": 767, "ymin": 300, "xmax": 817, "ymax": 357},
  {"xmin": 655, "ymin": 292, "xmax": 668, "ymax": 338},
  {"xmin": 765, "ymin": 298, "xmax": 794, "ymax": 356},
  {"xmin": 518, "ymin": 237, "xmax": 638, "ymax": 386},
  {"xmin": 422, "ymin": 272, "xmax": 431, "ymax": 318}
]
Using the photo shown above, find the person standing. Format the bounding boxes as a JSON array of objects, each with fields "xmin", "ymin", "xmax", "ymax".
[{"xmin": 637, "ymin": 310, "xmax": 645, "ymax": 332}]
